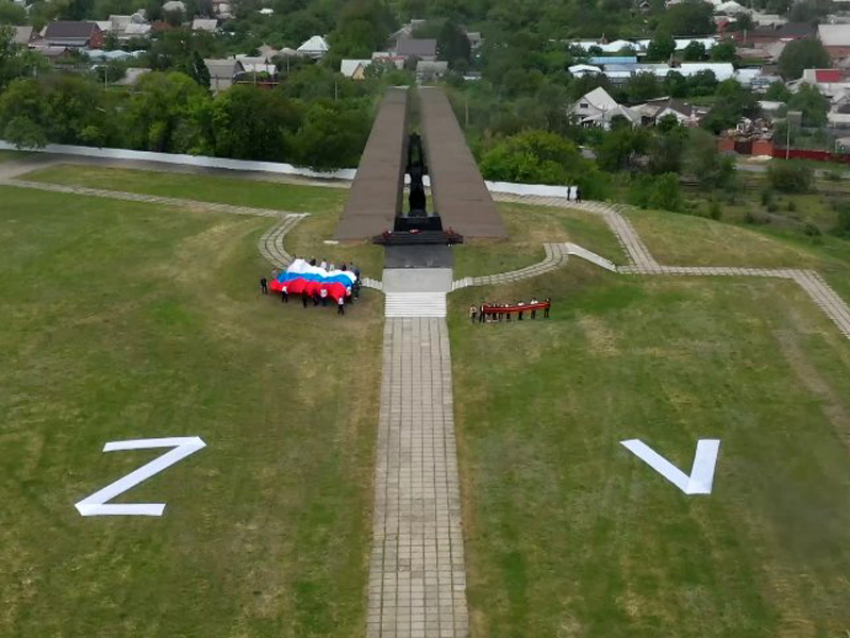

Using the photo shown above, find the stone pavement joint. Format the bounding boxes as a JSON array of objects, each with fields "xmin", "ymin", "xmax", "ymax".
[{"xmin": 369, "ymin": 318, "xmax": 467, "ymax": 638}]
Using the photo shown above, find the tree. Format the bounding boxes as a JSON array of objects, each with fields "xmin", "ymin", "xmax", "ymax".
[
  {"xmin": 328, "ymin": 0, "xmax": 397, "ymax": 58},
  {"xmin": 664, "ymin": 70, "xmax": 688, "ymax": 98},
  {"xmin": 596, "ymin": 125, "xmax": 650, "ymax": 172},
  {"xmin": 764, "ymin": 80, "xmax": 791, "ymax": 102},
  {"xmin": 710, "ymin": 41, "xmax": 737, "ymax": 62},
  {"xmin": 732, "ymin": 11, "xmax": 754, "ymax": 31},
  {"xmin": 184, "ymin": 50, "xmax": 210, "ymax": 89},
  {"xmin": 647, "ymin": 31, "xmax": 675, "ymax": 61},
  {"xmin": 686, "ymin": 69, "xmax": 718, "ymax": 96},
  {"xmin": 293, "ymin": 100, "xmax": 371, "ymax": 170},
  {"xmin": 206, "ymin": 85, "xmax": 302, "ymax": 161},
  {"xmin": 686, "ymin": 127, "xmax": 735, "ymax": 188},
  {"xmin": 659, "ymin": 1, "xmax": 715, "ymax": 35},
  {"xmin": 767, "ymin": 162, "xmax": 812, "ymax": 193},
  {"xmin": 628, "ymin": 172, "xmax": 683, "ymax": 211},
  {"xmin": 778, "ymin": 37, "xmax": 830, "ymax": 80},
  {"xmin": 436, "ymin": 19, "xmax": 470, "ymax": 68},
  {"xmin": 683, "ymin": 41, "xmax": 706, "ymax": 61},
  {"xmin": 647, "ymin": 123, "xmax": 688, "ymax": 174},
  {"xmin": 0, "ymin": 1, "xmax": 27, "ymax": 24},
  {"xmin": 786, "ymin": 83, "xmax": 828, "ymax": 127},
  {"xmin": 127, "ymin": 71, "xmax": 208, "ymax": 152},
  {"xmin": 625, "ymin": 72, "xmax": 663, "ymax": 103}
]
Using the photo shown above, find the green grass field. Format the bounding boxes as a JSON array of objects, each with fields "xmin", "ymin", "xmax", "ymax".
[
  {"xmin": 0, "ymin": 185, "xmax": 382, "ymax": 638},
  {"xmin": 449, "ymin": 263, "xmax": 850, "ymax": 637},
  {"xmin": 6, "ymin": 161, "xmax": 850, "ymax": 638}
]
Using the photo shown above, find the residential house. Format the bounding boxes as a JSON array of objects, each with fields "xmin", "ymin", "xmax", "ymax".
[
  {"xmin": 297, "ymin": 35, "xmax": 329, "ymax": 59},
  {"xmin": 204, "ymin": 58, "xmax": 244, "ymax": 92},
  {"xmin": 212, "ymin": 0, "xmax": 232, "ymax": 17},
  {"xmin": 123, "ymin": 23, "xmax": 152, "ymax": 40},
  {"xmin": 12, "ymin": 25, "xmax": 33, "ymax": 46},
  {"xmin": 416, "ymin": 60, "xmax": 448, "ymax": 83},
  {"xmin": 340, "ymin": 59, "xmax": 372, "ymax": 79},
  {"xmin": 568, "ymin": 63, "xmax": 603, "ymax": 78},
  {"xmin": 796, "ymin": 68, "xmax": 850, "ymax": 98},
  {"xmin": 388, "ymin": 19, "xmax": 426, "ymax": 49},
  {"xmin": 233, "ymin": 55, "xmax": 276, "ymax": 76},
  {"xmin": 569, "ymin": 87, "xmax": 641, "ymax": 129},
  {"xmin": 43, "ymin": 21, "xmax": 105, "ymax": 48},
  {"xmin": 466, "ymin": 31, "xmax": 482, "ymax": 50},
  {"xmin": 393, "ymin": 37, "xmax": 437, "ymax": 61},
  {"xmin": 734, "ymin": 22, "xmax": 816, "ymax": 46},
  {"xmin": 192, "ymin": 19, "xmax": 218, "ymax": 33},
  {"xmin": 634, "ymin": 97, "xmax": 706, "ymax": 126},
  {"xmin": 819, "ymin": 24, "xmax": 850, "ymax": 61}
]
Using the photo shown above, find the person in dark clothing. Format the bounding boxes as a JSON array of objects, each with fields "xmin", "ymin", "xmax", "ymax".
[
  {"xmin": 281, "ymin": 285, "xmax": 289, "ymax": 303},
  {"xmin": 337, "ymin": 296, "xmax": 345, "ymax": 315},
  {"xmin": 302, "ymin": 293, "xmax": 308, "ymax": 308},
  {"xmin": 518, "ymin": 301, "xmax": 525, "ymax": 321},
  {"xmin": 260, "ymin": 277, "xmax": 268, "ymax": 294},
  {"xmin": 310, "ymin": 257, "xmax": 317, "ymax": 266},
  {"xmin": 544, "ymin": 297, "xmax": 551, "ymax": 318},
  {"xmin": 530, "ymin": 298, "xmax": 537, "ymax": 320},
  {"xmin": 312, "ymin": 291, "xmax": 320, "ymax": 306},
  {"xmin": 506, "ymin": 304, "xmax": 511, "ymax": 322},
  {"xmin": 575, "ymin": 187, "xmax": 582, "ymax": 203}
]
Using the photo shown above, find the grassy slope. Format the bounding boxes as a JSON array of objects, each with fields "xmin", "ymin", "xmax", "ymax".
[
  {"xmin": 453, "ymin": 203, "xmax": 625, "ymax": 279},
  {"xmin": 0, "ymin": 186, "xmax": 381, "ymax": 638},
  {"xmin": 23, "ymin": 164, "xmax": 348, "ymax": 212},
  {"xmin": 449, "ymin": 263, "xmax": 850, "ymax": 638},
  {"xmin": 20, "ymin": 164, "xmax": 385, "ymax": 279}
]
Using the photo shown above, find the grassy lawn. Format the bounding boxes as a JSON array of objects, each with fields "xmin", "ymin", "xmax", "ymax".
[
  {"xmin": 0, "ymin": 185, "xmax": 382, "ymax": 638},
  {"xmin": 448, "ymin": 262, "xmax": 850, "ymax": 638},
  {"xmin": 626, "ymin": 207, "xmax": 850, "ymax": 272},
  {"xmin": 21, "ymin": 164, "xmax": 349, "ymax": 214},
  {"xmin": 19, "ymin": 163, "xmax": 385, "ymax": 279},
  {"xmin": 453, "ymin": 203, "xmax": 625, "ymax": 279}
]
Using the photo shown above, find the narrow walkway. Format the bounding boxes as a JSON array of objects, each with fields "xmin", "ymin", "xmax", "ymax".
[
  {"xmin": 257, "ymin": 214, "xmax": 309, "ymax": 269},
  {"xmin": 369, "ymin": 318, "xmax": 467, "ymax": 638},
  {"xmin": 468, "ymin": 195, "xmax": 850, "ymax": 341}
]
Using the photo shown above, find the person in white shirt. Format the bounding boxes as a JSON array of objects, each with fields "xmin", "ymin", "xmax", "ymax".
[
  {"xmin": 320, "ymin": 259, "xmax": 327, "ymax": 270},
  {"xmin": 320, "ymin": 288, "xmax": 328, "ymax": 306}
]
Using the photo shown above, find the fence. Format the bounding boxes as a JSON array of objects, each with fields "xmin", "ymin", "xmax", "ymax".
[
  {"xmin": 772, "ymin": 147, "xmax": 850, "ymax": 165},
  {"xmin": 0, "ymin": 141, "xmax": 578, "ymax": 199}
]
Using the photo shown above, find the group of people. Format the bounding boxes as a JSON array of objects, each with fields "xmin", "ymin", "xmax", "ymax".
[
  {"xmin": 259, "ymin": 256, "xmax": 362, "ymax": 316},
  {"xmin": 470, "ymin": 298, "xmax": 552, "ymax": 323}
]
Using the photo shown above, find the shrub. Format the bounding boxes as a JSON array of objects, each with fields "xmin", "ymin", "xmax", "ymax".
[
  {"xmin": 767, "ymin": 162, "xmax": 813, "ymax": 193},
  {"xmin": 627, "ymin": 173, "xmax": 683, "ymax": 212},
  {"xmin": 760, "ymin": 188, "xmax": 773, "ymax": 206},
  {"xmin": 708, "ymin": 199, "xmax": 723, "ymax": 220},
  {"xmin": 835, "ymin": 202, "xmax": 850, "ymax": 236},
  {"xmin": 766, "ymin": 201, "xmax": 779, "ymax": 213},
  {"xmin": 786, "ymin": 200, "xmax": 797, "ymax": 212},
  {"xmin": 744, "ymin": 210, "xmax": 769, "ymax": 225},
  {"xmin": 803, "ymin": 219, "xmax": 821, "ymax": 236},
  {"xmin": 825, "ymin": 169, "xmax": 842, "ymax": 182}
]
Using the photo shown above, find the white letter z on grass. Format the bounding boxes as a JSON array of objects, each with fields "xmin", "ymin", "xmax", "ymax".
[
  {"xmin": 620, "ymin": 439, "xmax": 720, "ymax": 495},
  {"xmin": 75, "ymin": 437, "xmax": 206, "ymax": 516}
]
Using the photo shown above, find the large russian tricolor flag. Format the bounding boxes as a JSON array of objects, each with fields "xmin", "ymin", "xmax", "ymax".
[{"xmin": 270, "ymin": 259, "xmax": 356, "ymax": 301}]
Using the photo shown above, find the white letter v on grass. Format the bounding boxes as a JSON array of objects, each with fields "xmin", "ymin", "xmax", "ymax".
[{"xmin": 620, "ymin": 439, "xmax": 720, "ymax": 495}]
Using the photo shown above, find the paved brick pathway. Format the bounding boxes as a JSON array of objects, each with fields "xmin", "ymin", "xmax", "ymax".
[
  {"xmin": 370, "ymin": 317, "xmax": 467, "ymax": 638},
  {"xmin": 471, "ymin": 195, "xmax": 850, "ymax": 340},
  {"xmin": 257, "ymin": 214, "xmax": 309, "ymax": 268}
]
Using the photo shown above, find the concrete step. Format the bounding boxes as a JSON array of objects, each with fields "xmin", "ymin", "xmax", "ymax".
[{"xmin": 385, "ymin": 292, "xmax": 447, "ymax": 318}]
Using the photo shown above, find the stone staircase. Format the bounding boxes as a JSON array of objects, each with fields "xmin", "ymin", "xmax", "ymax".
[{"xmin": 385, "ymin": 292, "xmax": 447, "ymax": 318}]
